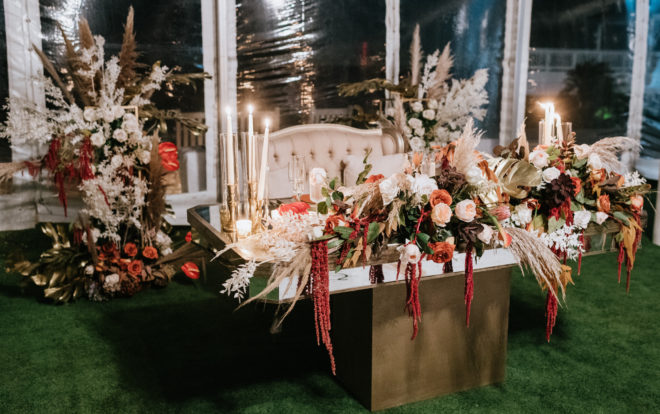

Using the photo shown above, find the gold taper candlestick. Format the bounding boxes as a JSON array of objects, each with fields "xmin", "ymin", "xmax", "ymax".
[
  {"xmin": 222, "ymin": 183, "xmax": 238, "ymax": 241},
  {"xmin": 247, "ymin": 181, "xmax": 264, "ymax": 233}
]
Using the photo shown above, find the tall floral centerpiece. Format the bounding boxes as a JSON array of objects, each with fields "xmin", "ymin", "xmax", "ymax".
[
  {"xmin": 339, "ymin": 24, "xmax": 489, "ymax": 149},
  {"xmin": 0, "ymin": 8, "xmax": 208, "ymax": 302}
]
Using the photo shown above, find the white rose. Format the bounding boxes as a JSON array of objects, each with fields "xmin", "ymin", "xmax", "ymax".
[
  {"xmin": 422, "ymin": 109, "xmax": 435, "ymax": 120},
  {"xmin": 379, "ymin": 176, "xmax": 400, "ymax": 206},
  {"xmin": 102, "ymin": 108, "xmax": 116, "ymax": 123},
  {"xmin": 398, "ymin": 242, "xmax": 421, "ymax": 266},
  {"xmin": 409, "ymin": 174, "xmax": 438, "ymax": 198},
  {"xmin": 408, "ymin": 117, "xmax": 423, "ymax": 129},
  {"xmin": 514, "ymin": 204, "xmax": 533, "ymax": 225},
  {"xmin": 588, "ymin": 153, "xmax": 602, "ymax": 170},
  {"xmin": 83, "ymin": 107, "xmax": 98, "ymax": 122},
  {"xmin": 455, "ymin": 199, "xmax": 477, "ymax": 222},
  {"xmin": 112, "ymin": 106, "xmax": 125, "ymax": 119},
  {"xmin": 113, "ymin": 129, "xmax": 128, "ymax": 142},
  {"xmin": 110, "ymin": 154, "xmax": 123, "ymax": 169},
  {"xmin": 122, "ymin": 114, "xmax": 140, "ymax": 132},
  {"xmin": 90, "ymin": 132, "xmax": 105, "ymax": 147},
  {"xmin": 137, "ymin": 149, "xmax": 151, "ymax": 165},
  {"xmin": 542, "ymin": 166, "xmax": 561, "ymax": 183},
  {"xmin": 411, "ymin": 101, "xmax": 424, "ymax": 112},
  {"xmin": 478, "ymin": 224, "xmax": 494, "ymax": 244},
  {"xmin": 529, "ymin": 150, "xmax": 549, "ymax": 169},
  {"xmin": 403, "ymin": 126, "xmax": 412, "ymax": 137},
  {"xmin": 465, "ymin": 165, "xmax": 486, "ymax": 186},
  {"xmin": 427, "ymin": 99, "xmax": 438, "ymax": 109},
  {"xmin": 595, "ymin": 211, "xmax": 608, "ymax": 225},
  {"xmin": 84, "ymin": 264, "xmax": 95, "ymax": 275},
  {"xmin": 573, "ymin": 210, "xmax": 591, "ymax": 229},
  {"xmin": 414, "ymin": 127, "xmax": 425, "ymax": 137},
  {"xmin": 105, "ymin": 273, "xmax": 120, "ymax": 285}
]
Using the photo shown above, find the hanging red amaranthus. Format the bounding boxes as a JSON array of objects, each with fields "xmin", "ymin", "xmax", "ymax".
[
  {"xmin": 404, "ymin": 260, "xmax": 423, "ymax": 340},
  {"xmin": 464, "ymin": 242, "xmax": 474, "ymax": 327},
  {"xmin": 79, "ymin": 137, "xmax": 94, "ymax": 180},
  {"xmin": 617, "ymin": 241, "xmax": 625, "ymax": 284},
  {"xmin": 577, "ymin": 231, "xmax": 584, "ymax": 275},
  {"xmin": 545, "ymin": 290, "xmax": 558, "ymax": 342},
  {"xmin": 310, "ymin": 239, "xmax": 335, "ymax": 375},
  {"xmin": 369, "ymin": 264, "xmax": 384, "ymax": 284}
]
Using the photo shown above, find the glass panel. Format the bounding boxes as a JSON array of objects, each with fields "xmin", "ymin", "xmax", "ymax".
[
  {"xmin": 400, "ymin": 0, "xmax": 506, "ymax": 139},
  {"xmin": 526, "ymin": 0, "xmax": 635, "ymax": 144},
  {"xmin": 38, "ymin": 0, "xmax": 207, "ymax": 192},
  {"xmin": 0, "ymin": 1, "xmax": 10, "ymax": 162},
  {"xmin": 236, "ymin": 0, "xmax": 386, "ymax": 129},
  {"xmin": 641, "ymin": 2, "xmax": 660, "ymax": 158}
]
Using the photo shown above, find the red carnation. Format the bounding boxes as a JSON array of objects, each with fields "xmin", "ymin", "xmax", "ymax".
[{"xmin": 158, "ymin": 142, "xmax": 180, "ymax": 171}]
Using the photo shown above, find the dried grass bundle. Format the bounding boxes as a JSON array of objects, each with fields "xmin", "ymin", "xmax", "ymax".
[
  {"xmin": 117, "ymin": 6, "xmax": 138, "ymax": 89},
  {"xmin": 350, "ymin": 182, "xmax": 383, "ymax": 217},
  {"xmin": 32, "ymin": 46, "xmax": 75, "ymax": 104},
  {"xmin": 409, "ymin": 24, "xmax": 421, "ymax": 86},
  {"xmin": 427, "ymin": 43, "xmax": 453, "ymax": 100},
  {"xmin": 506, "ymin": 227, "xmax": 563, "ymax": 300},
  {"xmin": 0, "ymin": 162, "xmax": 27, "ymax": 183},
  {"xmin": 58, "ymin": 25, "xmax": 92, "ymax": 106},
  {"xmin": 78, "ymin": 18, "xmax": 94, "ymax": 50},
  {"xmin": 451, "ymin": 118, "xmax": 483, "ymax": 176}
]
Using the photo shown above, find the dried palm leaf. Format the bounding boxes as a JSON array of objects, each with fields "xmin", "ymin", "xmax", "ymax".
[
  {"xmin": 451, "ymin": 118, "xmax": 483, "ymax": 176},
  {"xmin": 118, "ymin": 6, "xmax": 138, "ymax": 89},
  {"xmin": 410, "ymin": 24, "xmax": 421, "ymax": 86},
  {"xmin": 0, "ymin": 162, "xmax": 27, "ymax": 182},
  {"xmin": 488, "ymin": 157, "xmax": 541, "ymax": 199},
  {"xmin": 32, "ymin": 45, "xmax": 75, "ymax": 104},
  {"xmin": 427, "ymin": 42, "xmax": 453, "ymax": 100},
  {"xmin": 506, "ymin": 227, "xmax": 564, "ymax": 300}
]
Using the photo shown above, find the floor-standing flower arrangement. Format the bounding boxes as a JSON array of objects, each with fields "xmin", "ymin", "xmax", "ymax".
[{"xmin": 1, "ymin": 8, "xmax": 208, "ymax": 302}]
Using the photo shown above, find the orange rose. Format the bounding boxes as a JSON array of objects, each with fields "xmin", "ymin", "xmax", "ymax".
[
  {"xmin": 101, "ymin": 242, "xmax": 117, "ymax": 255},
  {"xmin": 429, "ymin": 189, "xmax": 452, "ymax": 207},
  {"xmin": 124, "ymin": 242, "xmax": 138, "ymax": 257},
  {"xmin": 431, "ymin": 203, "xmax": 452, "ymax": 227},
  {"xmin": 143, "ymin": 246, "xmax": 158, "ymax": 260},
  {"xmin": 324, "ymin": 214, "xmax": 343, "ymax": 233},
  {"xmin": 365, "ymin": 174, "xmax": 384, "ymax": 183},
  {"xmin": 455, "ymin": 199, "xmax": 477, "ymax": 222},
  {"xmin": 428, "ymin": 241, "xmax": 455, "ymax": 264},
  {"xmin": 591, "ymin": 168, "xmax": 605, "ymax": 183},
  {"xmin": 158, "ymin": 142, "xmax": 180, "ymax": 171},
  {"xmin": 615, "ymin": 174, "xmax": 625, "ymax": 189},
  {"xmin": 570, "ymin": 176, "xmax": 582, "ymax": 196},
  {"xmin": 127, "ymin": 259, "xmax": 143, "ymax": 277},
  {"xmin": 597, "ymin": 194, "xmax": 611, "ymax": 214},
  {"xmin": 630, "ymin": 195, "xmax": 644, "ymax": 213},
  {"xmin": 525, "ymin": 198, "xmax": 540, "ymax": 211},
  {"xmin": 181, "ymin": 262, "xmax": 200, "ymax": 279}
]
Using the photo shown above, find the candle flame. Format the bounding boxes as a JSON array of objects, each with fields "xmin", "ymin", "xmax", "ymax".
[
  {"xmin": 538, "ymin": 101, "xmax": 554, "ymax": 111},
  {"xmin": 225, "ymin": 106, "xmax": 231, "ymax": 115},
  {"xmin": 264, "ymin": 118, "xmax": 270, "ymax": 127},
  {"xmin": 248, "ymin": 104, "xmax": 253, "ymax": 114}
]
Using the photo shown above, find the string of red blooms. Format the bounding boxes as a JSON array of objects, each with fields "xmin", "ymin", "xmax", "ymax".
[
  {"xmin": 369, "ymin": 264, "xmax": 384, "ymax": 284},
  {"xmin": 309, "ymin": 239, "xmax": 335, "ymax": 374},
  {"xmin": 617, "ymin": 241, "xmax": 625, "ymax": 284},
  {"xmin": 577, "ymin": 231, "xmax": 584, "ymax": 275},
  {"xmin": 546, "ymin": 290, "xmax": 558, "ymax": 342},
  {"xmin": 464, "ymin": 241, "xmax": 474, "ymax": 327}
]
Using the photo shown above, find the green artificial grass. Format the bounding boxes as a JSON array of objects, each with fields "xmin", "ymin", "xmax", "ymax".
[{"xmin": 1, "ymin": 227, "xmax": 659, "ymax": 413}]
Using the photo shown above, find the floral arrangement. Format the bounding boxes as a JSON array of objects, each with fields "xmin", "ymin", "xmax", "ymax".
[
  {"xmin": 218, "ymin": 122, "xmax": 649, "ymax": 374},
  {"xmin": 1, "ymin": 8, "xmax": 207, "ymax": 302},
  {"xmin": 339, "ymin": 24, "xmax": 488, "ymax": 148}
]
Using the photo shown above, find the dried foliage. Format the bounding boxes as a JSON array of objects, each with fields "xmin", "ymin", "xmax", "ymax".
[
  {"xmin": 426, "ymin": 43, "xmax": 453, "ymax": 101},
  {"xmin": 451, "ymin": 119, "xmax": 483, "ymax": 176},
  {"xmin": 143, "ymin": 133, "xmax": 166, "ymax": 232},
  {"xmin": 118, "ymin": 6, "xmax": 139, "ymax": 89},
  {"xmin": 575, "ymin": 137, "xmax": 640, "ymax": 174},
  {"xmin": 409, "ymin": 24, "xmax": 422, "ymax": 86}
]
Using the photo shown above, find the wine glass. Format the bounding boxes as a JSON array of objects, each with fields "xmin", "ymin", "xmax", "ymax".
[{"xmin": 288, "ymin": 155, "xmax": 306, "ymax": 201}]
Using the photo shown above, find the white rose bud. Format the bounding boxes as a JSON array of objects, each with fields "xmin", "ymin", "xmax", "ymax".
[
  {"xmin": 379, "ymin": 176, "xmax": 400, "ymax": 206},
  {"xmin": 414, "ymin": 127, "xmax": 425, "ymax": 137},
  {"xmin": 112, "ymin": 106, "xmax": 125, "ymax": 120},
  {"xmin": 542, "ymin": 166, "xmax": 561, "ymax": 183},
  {"xmin": 90, "ymin": 132, "xmax": 105, "ymax": 147},
  {"xmin": 422, "ymin": 109, "xmax": 435, "ymax": 120},
  {"xmin": 138, "ymin": 149, "xmax": 151, "ymax": 165},
  {"xmin": 428, "ymin": 99, "xmax": 438, "ymax": 109},
  {"xmin": 478, "ymin": 224, "xmax": 494, "ymax": 244},
  {"xmin": 514, "ymin": 204, "xmax": 533, "ymax": 225},
  {"xmin": 411, "ymin": 101, "xmax": 424, "ymax": 112},
  {"xmin": 83, "ymin": 107, "xmax": 98, "ymax": 122},
  {"xmin": 103, "ymin": 109, "xmax": 116, "ymax": 123},
  {"xmin": 595, "ymin": 211, "xmax": 608, "ymax": 225},
  {"xmin": 110, "ymin": 154, "xmax": 123, "ymax": 169},
  {"xmin": 573, "ymin": 210, "xmax": 591, "ymax": 229},
  {"xmin": 113, "ymin": 129, "xmax": 128, "ymax": 142},
  {"xmin": 408, "ymin": 117, "xmax": 423, "ymax": 129}
]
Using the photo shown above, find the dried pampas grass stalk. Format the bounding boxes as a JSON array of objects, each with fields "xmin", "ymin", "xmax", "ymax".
[
  {"xmin": 32, "ymin": 46, "xmax": 75, "ymax": 104},
  {"xmin": 239, "ymin": 245, "xmax": 312, "ymax": 326},
  {"xmin": 410, "ymin": 24, "xmax": 421, "ymax": 86},
  {"xmin": 58, "ymin": 24, "xmax": 92, "ymax": 106},
  {"xmin": 427, "ymin": 42, "xmax": 453, "ymax": 100},
  {"xmin": 118, "ymin": 6, "xmax": 138, "ymax": 89},
  {"xmin": 586, "ymin": 137, "xmax": 640, "ymax": 174},
  {"xmin": 506, "ymin": 227, "xmax": 563, "ymax": 300},
  {"xmin": 451, "ymin": 118, "xmax": 483, "ymax": 176},
  {"xmin": 143, "ymin": 134, "xmax": 166, "ymax": 232}
]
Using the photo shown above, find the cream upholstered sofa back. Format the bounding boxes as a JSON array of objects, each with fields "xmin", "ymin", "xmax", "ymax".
[{"xmin": 267, "ymin": 124, "xmax": 404, "ymax": 199}]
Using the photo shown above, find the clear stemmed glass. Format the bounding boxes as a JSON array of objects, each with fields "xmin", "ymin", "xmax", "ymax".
[{"xmin": 288, "ymin": 155, "xmax": 306, "ymax": 201}]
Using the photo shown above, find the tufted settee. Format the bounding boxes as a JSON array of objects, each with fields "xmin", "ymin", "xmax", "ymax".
[{"xmin": 266, "ymin": 124, "xmax": 405, "ymax": 199}]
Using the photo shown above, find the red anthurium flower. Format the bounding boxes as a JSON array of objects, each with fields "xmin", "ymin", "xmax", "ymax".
[
  {"xmin": 181, "ymin": 262, "xmax": 200, "ymax": 279},
  {"xmin": 278, "ymin": 201, "xmax": 310, "ymax": 215},
  {"xmin": 185, "ymin": 231, "xmax": 192, "ymax": 243},
  {"xmin": 158, "ymin": 142, "xmax": 180, "ymax": 171}
]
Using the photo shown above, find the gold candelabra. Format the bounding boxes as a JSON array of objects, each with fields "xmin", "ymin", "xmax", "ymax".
[
  {"xmin": 221, "ymin": 183, "xmax": 238, "ymax": 241},
  {"xmin": 248, "ymin": 181, "xmax": 266, "ymax": 233}
]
